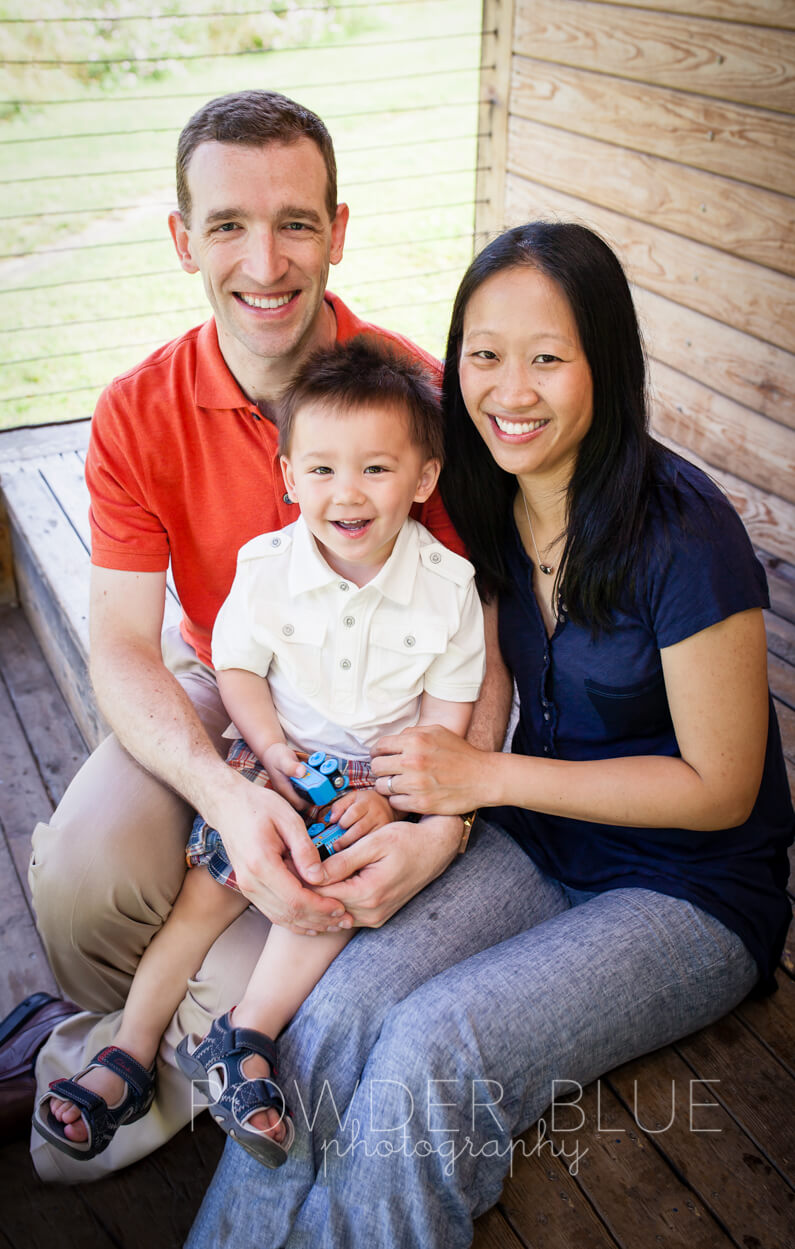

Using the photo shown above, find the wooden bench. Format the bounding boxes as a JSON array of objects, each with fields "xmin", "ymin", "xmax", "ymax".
[{"xmin": 1, "ymin": 420, "xmax": 793, "ymax": 1248}]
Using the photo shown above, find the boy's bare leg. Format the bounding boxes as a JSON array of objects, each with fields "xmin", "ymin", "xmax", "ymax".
[
  {"xmin": 48, "ymin": 867, "xmax": 247, "ymax": 1143},
  {"xmin": 231, "ymin": 924, "xmax": 354, "ymax": 1135}
]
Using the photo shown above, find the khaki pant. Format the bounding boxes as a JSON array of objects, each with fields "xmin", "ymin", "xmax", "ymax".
[{"xmin": 28, "ymin": 628, "xmax": 270, "ymax": 1182}]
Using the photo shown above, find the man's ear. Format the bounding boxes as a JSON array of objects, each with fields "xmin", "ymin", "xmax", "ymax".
[
  {"xmin": 280, "ymin": 456, "xmax": 296, "ymax": 499},
  {"xmin": 414, "ymin": 458, "xmax": 441, "ymax": 504},
  {"xmin": 329, "ymin": 202, "xmax": 349, "ymax": 266},
  {"xmin": 168, "ymin": 210, "xmax": 200, "ymax": 275}
]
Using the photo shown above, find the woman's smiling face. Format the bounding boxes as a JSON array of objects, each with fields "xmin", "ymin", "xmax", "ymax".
[{"xmin": 458, "ymin": 265, "xmax": 593, "ymax": 489}]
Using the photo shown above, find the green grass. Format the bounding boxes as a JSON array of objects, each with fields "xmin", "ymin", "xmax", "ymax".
[{"xmin": 0, "ymin": 0, "xmax": 482, "ymax": 429}]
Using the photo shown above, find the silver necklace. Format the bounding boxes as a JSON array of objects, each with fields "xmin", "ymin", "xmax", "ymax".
[{"xmin": 519, "ymin": 488, "xmax": 555, "ymax": 576}]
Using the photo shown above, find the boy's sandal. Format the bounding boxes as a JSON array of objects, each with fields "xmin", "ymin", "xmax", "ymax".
[
  {"xmin": 175, "ymin": 1012, "xmax": 294, "ymax": 1168},
  {"xmin": 32, "ymin": 1045, "xmax": 156, "ymax": 1161}
]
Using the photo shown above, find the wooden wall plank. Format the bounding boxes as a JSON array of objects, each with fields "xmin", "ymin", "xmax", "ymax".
[
  {"xmin": 508, "ymin": 114, "xmax": 795, "ymax": 274},
  {"xmin": 512, "ymin": 57, "xmax": 795, "ymax": 198},
  {"xmin": 632, "ymin": 288, "xmax": 795, "ymax": 429},
  {"xmin": 655, "ymin": 433, "xmax": 795, "ymax": 565},
  {"xmin": 475, "ymin": 0, "xmax": 517, "ymax": 248},
  {"xmin": 515, "ymin": 0, "xmax": 795, "ymax": 113},
  {"xmin": 649, "ymin": 359, "xmax": 795, "ymax": 504},
  {"xmin": 503, "ymin": 175, "xmax": 795, "ymax": 353},
  {"xmin": 585, "ymin": 0, "xmax": 795, "ymax": 29}
]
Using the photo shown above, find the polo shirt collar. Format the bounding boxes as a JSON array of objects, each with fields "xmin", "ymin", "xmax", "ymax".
[
  {"xmin": 194, "ymin": 320, "xmax": 250, "ymax": 410},
  {"xmin": 193, "ymin": 295, "xmax": 356, "ymax": 411},
  {"xmin": 287, "ymin": 515, "xmax": 420, "ymax": 605}
]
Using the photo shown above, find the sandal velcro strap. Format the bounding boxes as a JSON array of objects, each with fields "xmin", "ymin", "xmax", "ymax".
[
  {"xmin": 229, "ymin": 1029, "xmax": 278, "ymax": 1072},
  {"xmin": 47, "ymin": 1076, "xmax": 108, "ymax": 1117},
  {"xmin": 91, "ymin": 1046, "xmax": 154, "ymax": 1100}
]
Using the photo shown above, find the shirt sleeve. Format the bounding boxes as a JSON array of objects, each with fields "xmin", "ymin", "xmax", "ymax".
[
  {"xmin": 646, "ymin": 482, "xmax": 769, "ymax": 650},
  {"xmin": 86, "ymin": 383, "xmax": 171, "ymax": 572},
  {"xmin": 211, "ymin": 556, "xmax": 274, "ymax": 677},
  {"xmin": 422, "ymin": 578, "xmax": 486, "ymax": 702}
]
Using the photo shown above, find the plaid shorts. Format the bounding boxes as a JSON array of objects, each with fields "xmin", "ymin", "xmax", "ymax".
[{"xmin": 186, "ymin": 738, "xmax": 373, "ymax": 893}]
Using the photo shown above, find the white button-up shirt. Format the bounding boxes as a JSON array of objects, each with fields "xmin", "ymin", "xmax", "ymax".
[{"xmin": 212, "ymin": 516, "xmax": 485, "ymax": 759}]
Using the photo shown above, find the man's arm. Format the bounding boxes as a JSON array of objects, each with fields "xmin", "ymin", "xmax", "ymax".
[
  {"xmin": 466, "ymin": 598, "xmax": 511, "ymax": 751},
  {"xmin": 89, "ymin": 566, "xmax": 350, "ymax": 932}
]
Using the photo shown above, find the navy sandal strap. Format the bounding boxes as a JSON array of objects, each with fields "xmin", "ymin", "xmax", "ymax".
[{"xmin": 229, "ymin": 1029, "xmax": 278, "ymax": 1070}]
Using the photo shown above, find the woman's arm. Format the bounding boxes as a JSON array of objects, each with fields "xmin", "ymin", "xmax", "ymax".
[{"xmin": 372, "ymin": 609, "xmax": 769, "ymax": 833}]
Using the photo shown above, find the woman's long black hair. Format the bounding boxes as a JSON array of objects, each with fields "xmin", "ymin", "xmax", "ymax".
[{"xmin": 440, "ymin": 221, "xmax": 667, "ymax": 631}]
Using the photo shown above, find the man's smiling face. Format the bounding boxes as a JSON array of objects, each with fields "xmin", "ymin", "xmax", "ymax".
[{"xmin": 169, "ymin": 138, "xmax": 348, "ymax": 387}]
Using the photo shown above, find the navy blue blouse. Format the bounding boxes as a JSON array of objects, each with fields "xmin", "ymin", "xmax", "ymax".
[{"xmin": 490, "ymin": 455, "xmax": 793, "ymax": 989}]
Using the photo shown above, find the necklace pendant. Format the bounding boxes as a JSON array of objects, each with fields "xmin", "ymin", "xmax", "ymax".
[{"xmin": 539, "ymin": 563, "xmax": 554, "ymax": 576}]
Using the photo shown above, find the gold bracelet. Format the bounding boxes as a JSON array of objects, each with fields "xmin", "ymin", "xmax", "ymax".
[{"xmin": 458, "ymin": 809, "xmax": 478, "ymax": 853}]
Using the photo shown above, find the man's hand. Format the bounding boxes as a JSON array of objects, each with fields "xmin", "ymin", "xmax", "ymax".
[
  {"xmin": 205, "ymin": 771, "xmax": 353, "ymax": 934},
  {"xmin": 315, "ymin": 815, "xmax": 463, "ymax": 928},
  {"xmin": 326, "ymin": 787, "xmax": 395, "ymax": 848}
]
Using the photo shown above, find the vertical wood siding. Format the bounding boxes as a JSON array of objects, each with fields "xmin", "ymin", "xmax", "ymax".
[{"xmin": 475, "ymin": 0, "xmax": 795, "ymax": 563}]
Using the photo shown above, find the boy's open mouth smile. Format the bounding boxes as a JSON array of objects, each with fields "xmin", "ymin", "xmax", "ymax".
[{"xmin": 332, "ymin": 519, "xmax": 373, "ymax": 535}]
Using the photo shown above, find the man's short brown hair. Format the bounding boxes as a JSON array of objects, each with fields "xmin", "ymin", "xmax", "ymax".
[
  {"xmin": 278, "ymin": 337, "xmax": 444, "ymax": 465},
  {"xmin": 176, "ymin": 90, "xmax": 338, "ymax": 225}
]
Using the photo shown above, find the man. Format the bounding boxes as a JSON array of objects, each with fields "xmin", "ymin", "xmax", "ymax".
[{"xmin": 2, "ymin": 91, "xmax": 507, "ymax": 1181}]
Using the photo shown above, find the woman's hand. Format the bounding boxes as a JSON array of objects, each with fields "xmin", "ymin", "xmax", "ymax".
[
  {"xmin": 316, "ymin": 814, "xmax": 464, "ymax": 927},
  {"xmin": 370, "ymin": 725, "xmax": 492, "ymax": 815}
]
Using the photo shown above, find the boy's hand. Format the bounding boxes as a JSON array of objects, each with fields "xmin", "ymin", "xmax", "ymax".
[
  {"xmin": 262, "ymin": 742, "xmax": 310, "ymax": 810},
  {"xmin": 328, "ymin": 787, "xmax": 395, "ymax": 847}
]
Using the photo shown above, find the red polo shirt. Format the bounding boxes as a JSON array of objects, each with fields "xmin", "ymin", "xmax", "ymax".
[{"xmin": 87, "ymin": 293, "xmax": 461, "ymax": 666}]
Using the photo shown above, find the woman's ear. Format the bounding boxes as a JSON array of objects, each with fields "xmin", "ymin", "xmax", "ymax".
[{"xmin": 413, "ymin": 458, "xmax": 441, "ymax": 504}]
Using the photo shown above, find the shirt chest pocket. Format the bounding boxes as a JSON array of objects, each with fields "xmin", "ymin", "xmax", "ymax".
[
  {"xmin": 584, "ymin": 672, "xmax": 672, "ymax": 742},
  {"xmin": 252, "ymin": 608, "xmax": 327, "ymax": 697},
  {"xmin": 368, "ymin": 615, "xmax": 449, "ymax": 703}
]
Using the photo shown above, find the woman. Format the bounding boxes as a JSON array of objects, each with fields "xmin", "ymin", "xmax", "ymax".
[{"xmin": 187, "ymin": 224, "xmax": 792, "ymax": 1249}]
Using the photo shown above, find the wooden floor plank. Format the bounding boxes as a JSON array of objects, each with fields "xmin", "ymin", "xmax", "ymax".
[
  {"xmin": 496, "ymin": 1135, "xmax": 618, "ymax": 1248},
  {"xmin": 765, "ymin": 610, "xmax": 795, "ymax": 667},
  {"xmin": 608, "ymin": 1046, "xmax": 795, "ymax": 1249},
  {"xmin": 471, "ymin": 1206, "xmax": 529, "ymax": 1249},
  {"xmin": 0, "ymin": 604, "xmax": 88, "ymax": 806},
  {"xmin": 675, "ymin": 1015, "xmax": 795, "ymax": 1179},
  {"xmin": 0, "ymin": 665, "xmax": 58, "ymax": 908},
  {"xmin": 0, "ymin": 1117, "xmax": 224, "ymax": 1249},
  {"xmin": 0, "ymin": 828, "xmax": 56, "ymax": 1018},
  {"xmin": 735, "ymin": 972, "xmax": 795, "ymax": 1073},
  {"xmin": 543, "ymin": 1082, "xmax": 733, "ymax": 1248}
]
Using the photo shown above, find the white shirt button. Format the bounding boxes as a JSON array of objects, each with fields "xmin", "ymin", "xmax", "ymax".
[
  {"xmin": 339, "ymin": 581, "xmax": 350, "ymax": 592},
  {"xmin": 271, "ymin": 536, "xmax": 281, "ymax": 548},
  {"xmin": 340, "ymin": 658, "xmax": 352, "ymax": 670},
  {"xmin": 343, "ymin": 615, "xmax": 356, "ymax": 628},
  {"xmin": 282, "ymin": 624, "xmax": 294, "ymax": 637},
  {"xmin": 430, "ymin": 551, "xmax": 442, "ymax": 564},
  {"xmin": 404, "ymin": 635, "xmax": 416, "ymax": 648}
]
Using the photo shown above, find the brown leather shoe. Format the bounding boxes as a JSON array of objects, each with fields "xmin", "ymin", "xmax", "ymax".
[{"xmin": 0, "ymin": 993, "xmax": 81, "ymax": 1142}]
